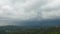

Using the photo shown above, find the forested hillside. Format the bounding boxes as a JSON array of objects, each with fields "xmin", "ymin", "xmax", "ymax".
[{"xmin": 0, "ymin": 26, "xmax": 60, "ymax": 34}]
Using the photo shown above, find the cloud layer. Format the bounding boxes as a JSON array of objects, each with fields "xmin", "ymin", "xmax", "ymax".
[{"xmin": 0, "ymin": 0, "xmax": 60, "ymax": 26}]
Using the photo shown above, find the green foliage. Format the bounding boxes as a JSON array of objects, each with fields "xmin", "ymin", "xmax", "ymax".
[{"xmin": 0, "ymin": 26, "xmax": 60, "ymax": 34}]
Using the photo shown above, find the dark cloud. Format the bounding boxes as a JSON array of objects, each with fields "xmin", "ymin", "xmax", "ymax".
[{"xmin": 0, "ymin": 0, "xmax": 60, "ymax": 26}]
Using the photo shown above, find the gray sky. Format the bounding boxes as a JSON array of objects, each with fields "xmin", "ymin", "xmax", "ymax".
[{"xmin": 0, "ymin": 0, "xmax": 60, "ymax": 26}]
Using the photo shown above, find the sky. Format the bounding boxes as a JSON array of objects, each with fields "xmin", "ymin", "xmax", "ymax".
[{"xmin": 0, "ymin": 0, "xmax": 60, "ymax": 26}]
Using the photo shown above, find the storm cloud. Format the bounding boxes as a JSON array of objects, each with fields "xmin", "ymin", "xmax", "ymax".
[{"xmin": 0, "ymin": 0, "xmax": 60, "ymax": 26}]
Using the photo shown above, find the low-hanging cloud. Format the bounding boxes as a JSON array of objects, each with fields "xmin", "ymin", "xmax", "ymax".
[{"xmin": 0, "ymin": 0, "xmax": 60, "ymax": 26}]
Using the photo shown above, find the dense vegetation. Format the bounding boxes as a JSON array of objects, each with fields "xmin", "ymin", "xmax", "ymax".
[{"xmin": 0, "ymin": 26, "xmax": 60, "ymax": 34}]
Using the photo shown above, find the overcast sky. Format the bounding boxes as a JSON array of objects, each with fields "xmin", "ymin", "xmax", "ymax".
[{"xmin": 0, "ymin": 0, "xmax": 60, "ymax": 26}]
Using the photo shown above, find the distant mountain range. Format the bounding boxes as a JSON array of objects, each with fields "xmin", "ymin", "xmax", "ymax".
[
  {"xmin": 21, "ymin": 19, "xmax": 60, "ymax": 26},
  {"xmin": 0, "ymin": 19, "xmax": 60, "ymax": 30}
]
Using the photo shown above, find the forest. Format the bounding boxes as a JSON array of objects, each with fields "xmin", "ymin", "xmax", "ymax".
[{"xmin": 0, "ymin": 26, "xmax": 60, "ymax": 34}]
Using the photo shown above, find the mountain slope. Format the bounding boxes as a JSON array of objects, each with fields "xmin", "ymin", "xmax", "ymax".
[{"xmin": 22, "ymin": 19, "xmax": 60, "ymax": 26}]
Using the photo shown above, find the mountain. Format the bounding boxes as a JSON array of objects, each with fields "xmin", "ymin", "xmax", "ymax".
[
  {"xmin": 0, "ymin": 18, "xmax": 60, "ymax": 30},
  {"xmin": 22, "ymin": 19, "xmax": 60, "ymax": 26},
  {"xmin": 0, "ymin": 25, "xmax": 60, "ymax": 34},
  {"xmin": 0, "ymin": 19, "xmax": 60, "ymax": 34}
]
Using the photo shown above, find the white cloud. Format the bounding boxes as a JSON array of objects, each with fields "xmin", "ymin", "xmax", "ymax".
[
  {"xmin": 40, "ymin": 0, "xmax": 60, "ymax": 19},
  {"xmin": 0, "ymin": 0, "xmax": 60, "ymax": 25}
]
